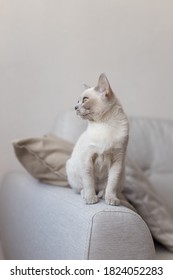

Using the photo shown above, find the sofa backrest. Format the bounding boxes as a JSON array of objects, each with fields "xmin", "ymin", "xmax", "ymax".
[
  {"xmin": 53, "ymin": 110, "xmax": 173, "ymax": 175},
  {"xmin": 128, "ymin": 117, "xmax": 173, "ymax": 174},
  {"xmin": 52, "ymin": 110, "xmax": 87, "ymax": 144}
]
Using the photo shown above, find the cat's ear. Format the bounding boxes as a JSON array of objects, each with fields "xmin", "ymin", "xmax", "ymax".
[{"xmin": 96, "ymin": 73, "xmax": 113, "ymax": 98}]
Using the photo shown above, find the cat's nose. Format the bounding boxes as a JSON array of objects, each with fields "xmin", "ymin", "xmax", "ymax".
[{"xmin": 75, "ymin": 105, "xmax": 78, "ymax": 110}]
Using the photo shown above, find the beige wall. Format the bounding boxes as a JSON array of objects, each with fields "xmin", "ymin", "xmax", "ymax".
[{"xmin": 0, "ymin": 0, "xmax": 173, "ymax": 180}]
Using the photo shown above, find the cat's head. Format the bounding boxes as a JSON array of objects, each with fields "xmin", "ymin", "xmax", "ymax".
[{"xmin": 75, "ymin": 73, "xmax": 119, "ymax": 121}]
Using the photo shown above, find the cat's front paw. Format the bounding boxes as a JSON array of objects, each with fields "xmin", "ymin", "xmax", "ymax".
[
  {"xmin": 84, "ymin": 194, "xmax": 99, "ymax": 204},
  {"xmin": 105, "ymin": 194, "xmax": 120, "ymax": 206},
  {"xmin": 81, "ymin": 190, "xmax": 99, "ymax": 204},
  {"xmin": 84, "ymin": 195, "xmax": 98, "ymax": 204}
]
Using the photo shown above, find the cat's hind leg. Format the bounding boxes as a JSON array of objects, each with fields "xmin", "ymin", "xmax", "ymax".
[
  {"xmin": 66, "ymin": 158, "xmax": 98, "ymax": 204},
  {"xmin": 66, "ymin": 160, "xmax": 83, "ymax": 194}
]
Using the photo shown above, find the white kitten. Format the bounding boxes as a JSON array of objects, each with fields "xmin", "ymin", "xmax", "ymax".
[{"xmin": 66, "ymin": 73, "xmax": 129, "ymax": 205}]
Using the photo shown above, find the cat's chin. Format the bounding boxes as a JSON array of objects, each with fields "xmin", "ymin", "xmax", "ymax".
[
  {"xmin": 80, "ymin": 114, "xmax": 90, "ymax": 120},
  {"xmin": 76, "ymin": 111, "xmax": 90, "ymax": 120}
]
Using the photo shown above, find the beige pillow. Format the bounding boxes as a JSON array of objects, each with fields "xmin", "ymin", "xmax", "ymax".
[
  {"xmin": 12, "ymin": 134, "xmax": 73, "ymax": 186},
  {"xmin": 124, "ymin": 158, "xmax": 173, "ymax": 252}
]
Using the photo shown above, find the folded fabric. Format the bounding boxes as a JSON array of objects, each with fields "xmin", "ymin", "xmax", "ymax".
[
  {"xmin": 13, "ymin": 135, "xmax": 173, "ymax": 252},
  {"xmin": 124, "ymin": 158, "xmax": 173, "ymax": 252}
]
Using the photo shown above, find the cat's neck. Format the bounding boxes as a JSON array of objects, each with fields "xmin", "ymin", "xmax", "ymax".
[{"xmin": 88, "ymin": 102, "xmax": 128, "ymax": 130}]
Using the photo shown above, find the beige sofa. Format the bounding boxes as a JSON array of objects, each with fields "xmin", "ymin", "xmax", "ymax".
[{"xmin": 0, "ymin": 111, "xmax": 173, "ymax": 259}]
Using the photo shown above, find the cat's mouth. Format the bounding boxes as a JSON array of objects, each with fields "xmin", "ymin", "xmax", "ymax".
[{"xmin": 76, "ymin": 109, "xmax": 88, "ymax": 116}]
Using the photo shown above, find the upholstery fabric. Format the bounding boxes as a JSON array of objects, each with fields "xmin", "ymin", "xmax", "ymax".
[
  {"xmin": 128, "ymin": 117, "xmax": 173, "ymax": 174},
  {"xmin": 89, "ymin": 209, "xmax": 155, "ymax": 259}
]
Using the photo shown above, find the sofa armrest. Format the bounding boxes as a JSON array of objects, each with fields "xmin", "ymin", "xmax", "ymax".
[{"xmin": 0, "ymin": 172, "xmax": 155, "ymax": 260}]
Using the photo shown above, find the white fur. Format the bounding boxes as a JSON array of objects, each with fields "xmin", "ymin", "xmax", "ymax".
[{"xmin": 66, "ymin": 74, "xmax": 129, "ymax": 205}]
